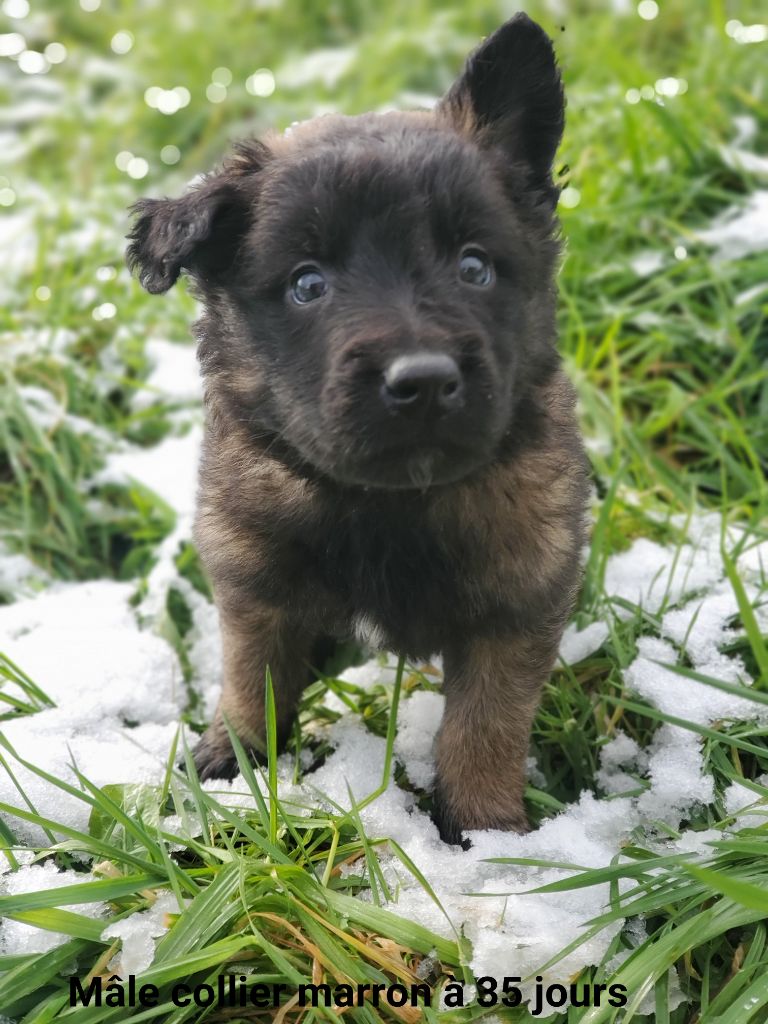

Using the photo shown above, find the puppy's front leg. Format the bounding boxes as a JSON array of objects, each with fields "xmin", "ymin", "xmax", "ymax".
[
  {"xmin": 433, "ymin": 630, "xmax": 558, "ymax": 844},
  {"xmin": 193, "ymin": 592, "xmax": 313, "ymax": 781}
]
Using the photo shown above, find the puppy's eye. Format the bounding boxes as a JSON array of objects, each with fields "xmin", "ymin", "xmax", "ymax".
[
  {"xmin": 458, "ymin": 248, "xmax": 493, "ymax": 287},
  {"xmin": 290, "ymin": 266, "xmax": 328, "ymax": 305}
]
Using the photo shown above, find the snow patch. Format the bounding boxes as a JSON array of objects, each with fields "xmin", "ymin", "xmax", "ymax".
[
  {"xmin": 278, "ymin": 47, "xmax": 357, "ymax": 89},
  {"xmin": 95, "ymin": 425, "xmax": 202, "ymax": 517},
  {"xmin": 603, "ymin": 536, "xmax": 721, "ymax": 615},
  {"xmin": 394, "ymin": 690, "xmax": 444, "ymax": 789},
  {"xmin": 559, "ymin": 621, "xmax": 609, "ymax": 664},
  {"xmin": 0, "ymin": 863, "xmax": 106, "ymax": 955},
  {"xmin": 102, "ymin": 892, "xmax": 182, "ymax": 975},
  {"xmin": 133, "ymin": 340, "xmax": 202, "ymax": 411},
  {"xmin": 724, "ymin": 775, "xmax": 768, "ymax": 828},
  {"xmin": 0, "ymin": 581, "xmax": 185, "ymax": 842},
  {"xmin": 0, "ymin": 544, "xmax": 49, "ymax": 599},
  {"xmin": 630, "ymin": 251, "xmax": 665, "ymax": 277},
  {"xmin": 719, "ymin": 145, "xmax": 768, "ymax": 178},
  {"xmin": 697, "ymin": 191, "xmax": 768, "ymax": 261}
]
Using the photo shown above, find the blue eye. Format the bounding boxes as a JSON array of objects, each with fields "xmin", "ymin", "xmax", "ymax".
[
  {"xmin": 458, "ymin": 248, "xmax": 493, "ymax": 287},
  {"xmin": 290, "ymin": 266, "xmax": 328, "ymax": 304}
]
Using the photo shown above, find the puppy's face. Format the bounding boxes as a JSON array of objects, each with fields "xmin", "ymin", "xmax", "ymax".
[{"xmin": 128, "ymin": 14, "xmax": 565, "ymax": 489}]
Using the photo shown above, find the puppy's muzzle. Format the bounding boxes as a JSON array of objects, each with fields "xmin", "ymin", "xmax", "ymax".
[{"xmin": 381, "ymin": 352, "xmax": 465, "ymax": 416}]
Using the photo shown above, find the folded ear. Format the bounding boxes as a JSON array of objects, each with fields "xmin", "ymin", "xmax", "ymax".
[
  {"xmin": 440, "ymin": 13, "xmax": 564, "ymax": 202},
  {"xmin": 126, "ymin": 140, "xmax": 269, "ymax": 294}
]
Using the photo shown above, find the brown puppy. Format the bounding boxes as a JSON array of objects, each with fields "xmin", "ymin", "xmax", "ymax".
[{"xmin": 127, "ymin": 13, "xmax": 590, "ymax": 844}]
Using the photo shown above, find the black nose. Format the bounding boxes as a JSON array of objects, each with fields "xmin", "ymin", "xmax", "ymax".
[{"xmin": 382, "ymin": 353, "xmax": 464, "ymax": 413}]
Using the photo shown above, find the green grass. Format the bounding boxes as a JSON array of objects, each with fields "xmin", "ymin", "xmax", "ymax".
[{"xmin": 1, "ymin": 0, "xmax": 768, "ymax": 1021}]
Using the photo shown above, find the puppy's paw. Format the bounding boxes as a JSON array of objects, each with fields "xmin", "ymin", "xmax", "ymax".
[
  {"xmin": 432, "ymin": 789, "xmax": 530, "ymax": 849},
  {"xmin": 190, "ymin": 735, "xmax": 238, "ymax": 781},
  {"xmin": 434, "ymin": 814, "xmax": 472, "ymax": 851},
  {"xmin": 431, "ymin": 790, "xmax": 471, "ymax": 849},
  {"xmin": 187, "ymin": 726, "xmax": 265, "ymax": 782}
]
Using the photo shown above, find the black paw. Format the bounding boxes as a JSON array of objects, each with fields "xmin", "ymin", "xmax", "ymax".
[
  {"xmin": 183, "ymin": 726, "xmax": 265, "ymax": 782},
  {"xmin": 431, "ymin": 790, "xmax": 531, "ymax": 848},
  {"xmin": 431, "ymin": 791, "xmax": 472, "ymax": 849}
]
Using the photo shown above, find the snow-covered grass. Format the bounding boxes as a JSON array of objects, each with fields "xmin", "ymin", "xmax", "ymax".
[{"xmin": 1, "ymin": 2, "xmax": 768, "ymax": 1022}]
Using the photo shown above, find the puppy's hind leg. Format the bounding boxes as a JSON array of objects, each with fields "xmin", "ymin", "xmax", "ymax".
[
  {"xmin": 192, "ymin": 593, "xmax": 313, "ymax": 781},
  {"xmin": 433, "ymin": 629, "xmax": 560, "ymax": 845}
]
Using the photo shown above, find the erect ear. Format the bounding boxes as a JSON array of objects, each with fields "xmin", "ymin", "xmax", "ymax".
[
  {"xmin": 126, "ymin": 139, "xmax": 269, "ymax": 294},
  {"xmin": 440, "ymin": 13, "xmax": 564, "ymax": 201}
]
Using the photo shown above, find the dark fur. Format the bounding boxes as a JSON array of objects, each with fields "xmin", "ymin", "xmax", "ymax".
[{"xmin": 127, "ymin": 14, "xmax": 590, "ymax": 844}]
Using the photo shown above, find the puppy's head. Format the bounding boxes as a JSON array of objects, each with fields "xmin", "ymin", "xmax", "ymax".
[{"xmin": 128, "ymin": 14, "xmax": 565, "ymax": 489}]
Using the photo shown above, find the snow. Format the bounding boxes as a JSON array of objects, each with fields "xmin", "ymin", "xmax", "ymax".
[
  {"xmin": 459, "ymin": 794, "xmax": 639, "ymax": 1012},
  {"xmin": 0, "ymin": 580, "xmax": 185, "ymax": 842},
  {"xmin": 719, "ymin": 113, "xmax": 768, "ymax": 178},
  {"xmin": 596, "ymin": 731, "xmax": 645, "ymax": 796},
  {"xmin": 720, "ymin": 146, "xmax": 768, "ymax": 178},
  {"xmin": 626, "ymin": 635, "xmax": 755, "ymax": 727},
  {"xmin": 132, "ymin": 340, "xmax": 202, "ymax": 410},
  {"xmin": 599, "ymin": 731, "xmax": 642, "ymax": 773},
  {"xmin": 606, "ymin": 521, "xmax": 767, "ymax": 824},
  {"xmin": 732, "ymin": 114, "xmax": 757, "ymax": 146},
  {"xmin": 662, "ymin": 585, "xmax": 744, "ymax": 673},
  {"xmin": 278, "ymin": 47, "xmax": 357, "ymax": 89},
  {"xmin": 0, "ymin": 210, "xmax": 39, "ymax": 290},
  {"xmin": 19, "ymin": 385, "xmax": 115, "ymax": 445},
  {"xmin": 735, "ymin": 282, "xmax": 768, "ymax": 307},
  {"xmin": 0, "ymin": 326, "xmax": 79, "ymax": 361},
  {"xmin": 558, "ymin": 620, "xmax": 609, "ymax": 664},
  {"xmin": 630, "ymin": 250, "xmax": 664, "ymax": 277},
  {"xmin": 102, "ymin": 892, "xmax": 182, "ymax": 975},
  {"xmin": 95, "ymin": 426, "xmax": 201, "ymax": 517},
  {"xmin": 340, "ymin": 657, "xmax": 401, "ymax": 690},
  {"xmin": 0, "ymin": 544, "xmax": 49, "ymax": 599},
  {"xmin": 394, "ymin": 690, "xmax": 444, "ymax": 789},
  {"xmin": 0, "ymin": 862, "xmax": 106, "ymax": 956},
  {"xmin": 697, "ymin": 190, "xmax": 768, "ymax": 261},
  {"xmin": 602, "ymin": 535, "xmax": 722, "ymax": 615},
  {"xmin": 724, "ymin": 775, "xmax": 768, "ymax": 828}
]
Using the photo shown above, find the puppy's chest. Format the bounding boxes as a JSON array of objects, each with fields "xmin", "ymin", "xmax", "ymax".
[{"xmin": 294, "ymin": 503, "xmax": 499, "ymax": 653}]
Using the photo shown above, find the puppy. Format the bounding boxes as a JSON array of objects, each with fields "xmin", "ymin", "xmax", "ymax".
[{"xmin": 127, "ymin": 13, "xmax": 589, "ymax": 844}]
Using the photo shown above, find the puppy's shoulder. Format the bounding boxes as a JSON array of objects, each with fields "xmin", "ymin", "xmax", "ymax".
[{"xmin": 194, "ymin": 414, "xmax": 322, "ymax": 577}]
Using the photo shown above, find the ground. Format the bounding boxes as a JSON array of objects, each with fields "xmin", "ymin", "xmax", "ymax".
[{"xmin": 1, "ymin": 2, "xmax": 767, "ymax": 1022}]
